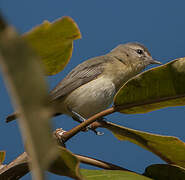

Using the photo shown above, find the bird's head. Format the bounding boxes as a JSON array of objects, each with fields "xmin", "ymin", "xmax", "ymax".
[{"xmin": 110, "ymin": 42, "xmax": 161, "ymax": 72}]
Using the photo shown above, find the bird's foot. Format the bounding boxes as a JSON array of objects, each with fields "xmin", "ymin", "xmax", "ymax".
[
  {"xmin": 71, "ymin": 110, "xmax": 104, "ymax": 135},
  {"xmin": 88, "ymin": 126, "xmax": 104, "ymax": 136},
  {"xmin": 71, "ymin": 110, "xmax": 86, "ymax": 123}
]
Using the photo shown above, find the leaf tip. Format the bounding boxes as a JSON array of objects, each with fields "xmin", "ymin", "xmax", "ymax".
[{"xmin": 0, "ymin": 151, "xmax": 6, "ymax": 164}]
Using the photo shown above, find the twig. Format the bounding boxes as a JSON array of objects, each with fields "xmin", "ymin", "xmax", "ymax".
[
  {"xmin": 62, "ymin": 107, "xmax": 116, "ymax": 142},
  {"xmin": 0, "ymin": 107, "xmax": 116, "ymax": 179},
  {"xmin": 75, "ymin": 154, "xmax": 129, "ymax": 171},
  {"xmin": 0, "ymin": 152, "xmax": 29, "ymax": 180},
  {"xmin": 0, "ymin": 150, "xmax": 129, "ymax": 179}
]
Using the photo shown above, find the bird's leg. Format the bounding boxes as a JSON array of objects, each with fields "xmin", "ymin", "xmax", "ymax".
[
  {"xmin": 89, "ymin": 117, "xmax": 105, "ymax": 135},
  {"xmin": 91, "ymin": 128, "xmax": 104, "ymax": 136},
  {"xmin": 70, "ymin": 109, "xmax": 104, "ymax": 135},
  {"xmin": 71, "ymin": 110, "xmax": 86, "ymax": 123},
  {"xmin": 71, "ymin": 110, "xmax": 88, "ymax": 132}
]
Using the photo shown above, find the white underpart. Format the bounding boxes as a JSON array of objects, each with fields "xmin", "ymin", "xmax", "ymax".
[{"xmin": 63, "ymin": 76, "xmax": 116, "ymax": 118}]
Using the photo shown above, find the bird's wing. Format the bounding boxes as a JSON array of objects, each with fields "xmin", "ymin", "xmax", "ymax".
[{"xmin": 50, "ymin": 56, "xmax": 107, "ymax": 101}]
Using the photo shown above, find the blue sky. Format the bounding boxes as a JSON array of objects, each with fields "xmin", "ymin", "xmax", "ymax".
[{"xmin": 0, "ymin": 0, "xmax": 185, "ymax": 179}]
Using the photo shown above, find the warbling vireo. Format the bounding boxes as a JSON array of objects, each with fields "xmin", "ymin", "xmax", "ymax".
[{"xmin": 6, "ymin": 42, "xmax": 161, "ymax": 125}]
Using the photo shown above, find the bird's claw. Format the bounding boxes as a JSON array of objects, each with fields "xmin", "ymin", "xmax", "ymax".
[
  {"xmin": 70, "ymin": 109, "xmax": 104, "ymax": 135},
  {"xmin": 87, "ymin": 125, "xmax": 104, "ymax": 136},
  {"xmin": 93, "ymin": 130, "xmax": 104, "ymax": 136}
]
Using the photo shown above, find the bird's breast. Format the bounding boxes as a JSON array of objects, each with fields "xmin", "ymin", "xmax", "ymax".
[{"xmin": 60, "ymin": 77, "xmax": 116, "ymax": 118}]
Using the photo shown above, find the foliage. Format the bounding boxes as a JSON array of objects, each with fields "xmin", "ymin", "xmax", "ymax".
[
  {"xmin": 0, "ymin": 151, "xmax": 5, "ymax": 165},
  {"xmin": 0, "ymin": 15, "xmax": 185, "ymax": 180},
  {"xmin": 103, "ymin": 121, "xmax": 185, "ymax": 167},
  {"xmin": 23, "ymin": 16, "xmax": 81, "ymax": 75},
  {"xmin": 114, "ymin": 58, "xmax": 185, "ymax": 113},
  {"xmin": 80, "ymin": 169, "xmax": 152, "ymax": 180},
  {"xmin": 0, "ymin": 18, "xmax": 58, "ymax": 179}
]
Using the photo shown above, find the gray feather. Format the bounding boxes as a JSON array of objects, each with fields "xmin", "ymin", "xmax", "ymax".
[{"xmin": 50, "ymin": 55, "xmax": 109, "ymax": 101}]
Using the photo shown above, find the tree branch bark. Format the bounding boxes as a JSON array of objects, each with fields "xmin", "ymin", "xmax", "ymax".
[
  {"xmin": 61, "ymin": 107, "xmax": 116, "ymax": 142},
  {"xmin": 0, "ymin": 151, "xmax": 129, "ymax": 179}
]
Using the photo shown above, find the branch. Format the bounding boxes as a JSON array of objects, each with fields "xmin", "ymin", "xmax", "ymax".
[
  {"xmin": 75, "ymin": 154, "xmax": 129, "ymax": 171},
  {"xmin": 61, "ymin": 92, "xmax": 185, "ymax": 142},
  {"xmin": 0, "ymin": 107, "xmax": 117, "ymax": 179},
  {"xmin": 0, "ymin": 151, "xmax": 129, "ymax": 179},
  {"xmin": 0, "ymin": 152, "xmax": 29, "ymax": 180},
  {"xmin": 61, "ymin": 107, "xmax": 116, "ymax": 142}
]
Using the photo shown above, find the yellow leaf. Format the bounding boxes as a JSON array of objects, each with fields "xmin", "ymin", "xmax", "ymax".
[
  {"xmin": 0, "ymin": 24, "xmax": 58, "ymax": 179},
  {"xmin": 23, "ymin": 16, "xmax": 81, "ymax": 75},
  {"xmin": 49, "ymin": 147, "xmax": 82, "ymax": 179},
  {"xmin": 81, "ymin": 169, "xmax": 152, "ymax": 180},
  {"xmin": 104, "ymin": 121, "xmax": 185, "ymax": 168},
  {"xmin": 114, "ymin": 58, "xmax": 185, "ymax": 114},
  {"xmin": 0, "ymin": 151, "xmax": 6, "ymax": 165}
]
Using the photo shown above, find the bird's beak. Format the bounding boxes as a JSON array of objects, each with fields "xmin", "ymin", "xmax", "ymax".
[{"xmin": 148, "ymin": 58, "xmax": 162, "ymax": 65}]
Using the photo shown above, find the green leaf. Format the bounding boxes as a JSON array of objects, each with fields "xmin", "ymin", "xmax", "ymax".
[
  {"xmin": 144, "ymin": 164, "xmax": 185, "ymax": 180},
  {"xmin": 0, "ymin": 151, "xmax": 5, "ymax": 165},
  {"xmin": 23, "ymin": 16, "xmax": 81, "ymax": 75},
  {"xmin": 103, "ymin": 121, "xmax": 185, "ymax": 168},
  {"xmin": 49, "ymin": 147, "xmax": 83, "ymax": 180},
  {"xmin": 114, "ymin": 58, "xmax": 185, "ymax": 114},
  {"xmin": 0, "ymin": 21, "xmax": 58, "ymax": 179},
  {"xmin": 80, "ymin": 169, "xmax": 152, "ymax": 180}
]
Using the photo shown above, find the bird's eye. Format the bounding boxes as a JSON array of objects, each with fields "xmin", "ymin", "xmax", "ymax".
[{"xmin": 136, "ymin": 49, "xmax": 143, "ymax": 55}]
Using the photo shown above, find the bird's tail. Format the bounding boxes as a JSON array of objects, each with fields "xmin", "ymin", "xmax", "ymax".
[
  {"xmin": 6, "ymin": 113, "xmax": 18, "ymax": 123},
  {"xmin": 6, "ymin": 112, "xmax": 62, "ymax": 123}
]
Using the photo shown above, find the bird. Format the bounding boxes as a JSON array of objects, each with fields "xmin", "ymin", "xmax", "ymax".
[{"xmin": 6, "ymin": 42, "xmax": 161, "ymax": 132}]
